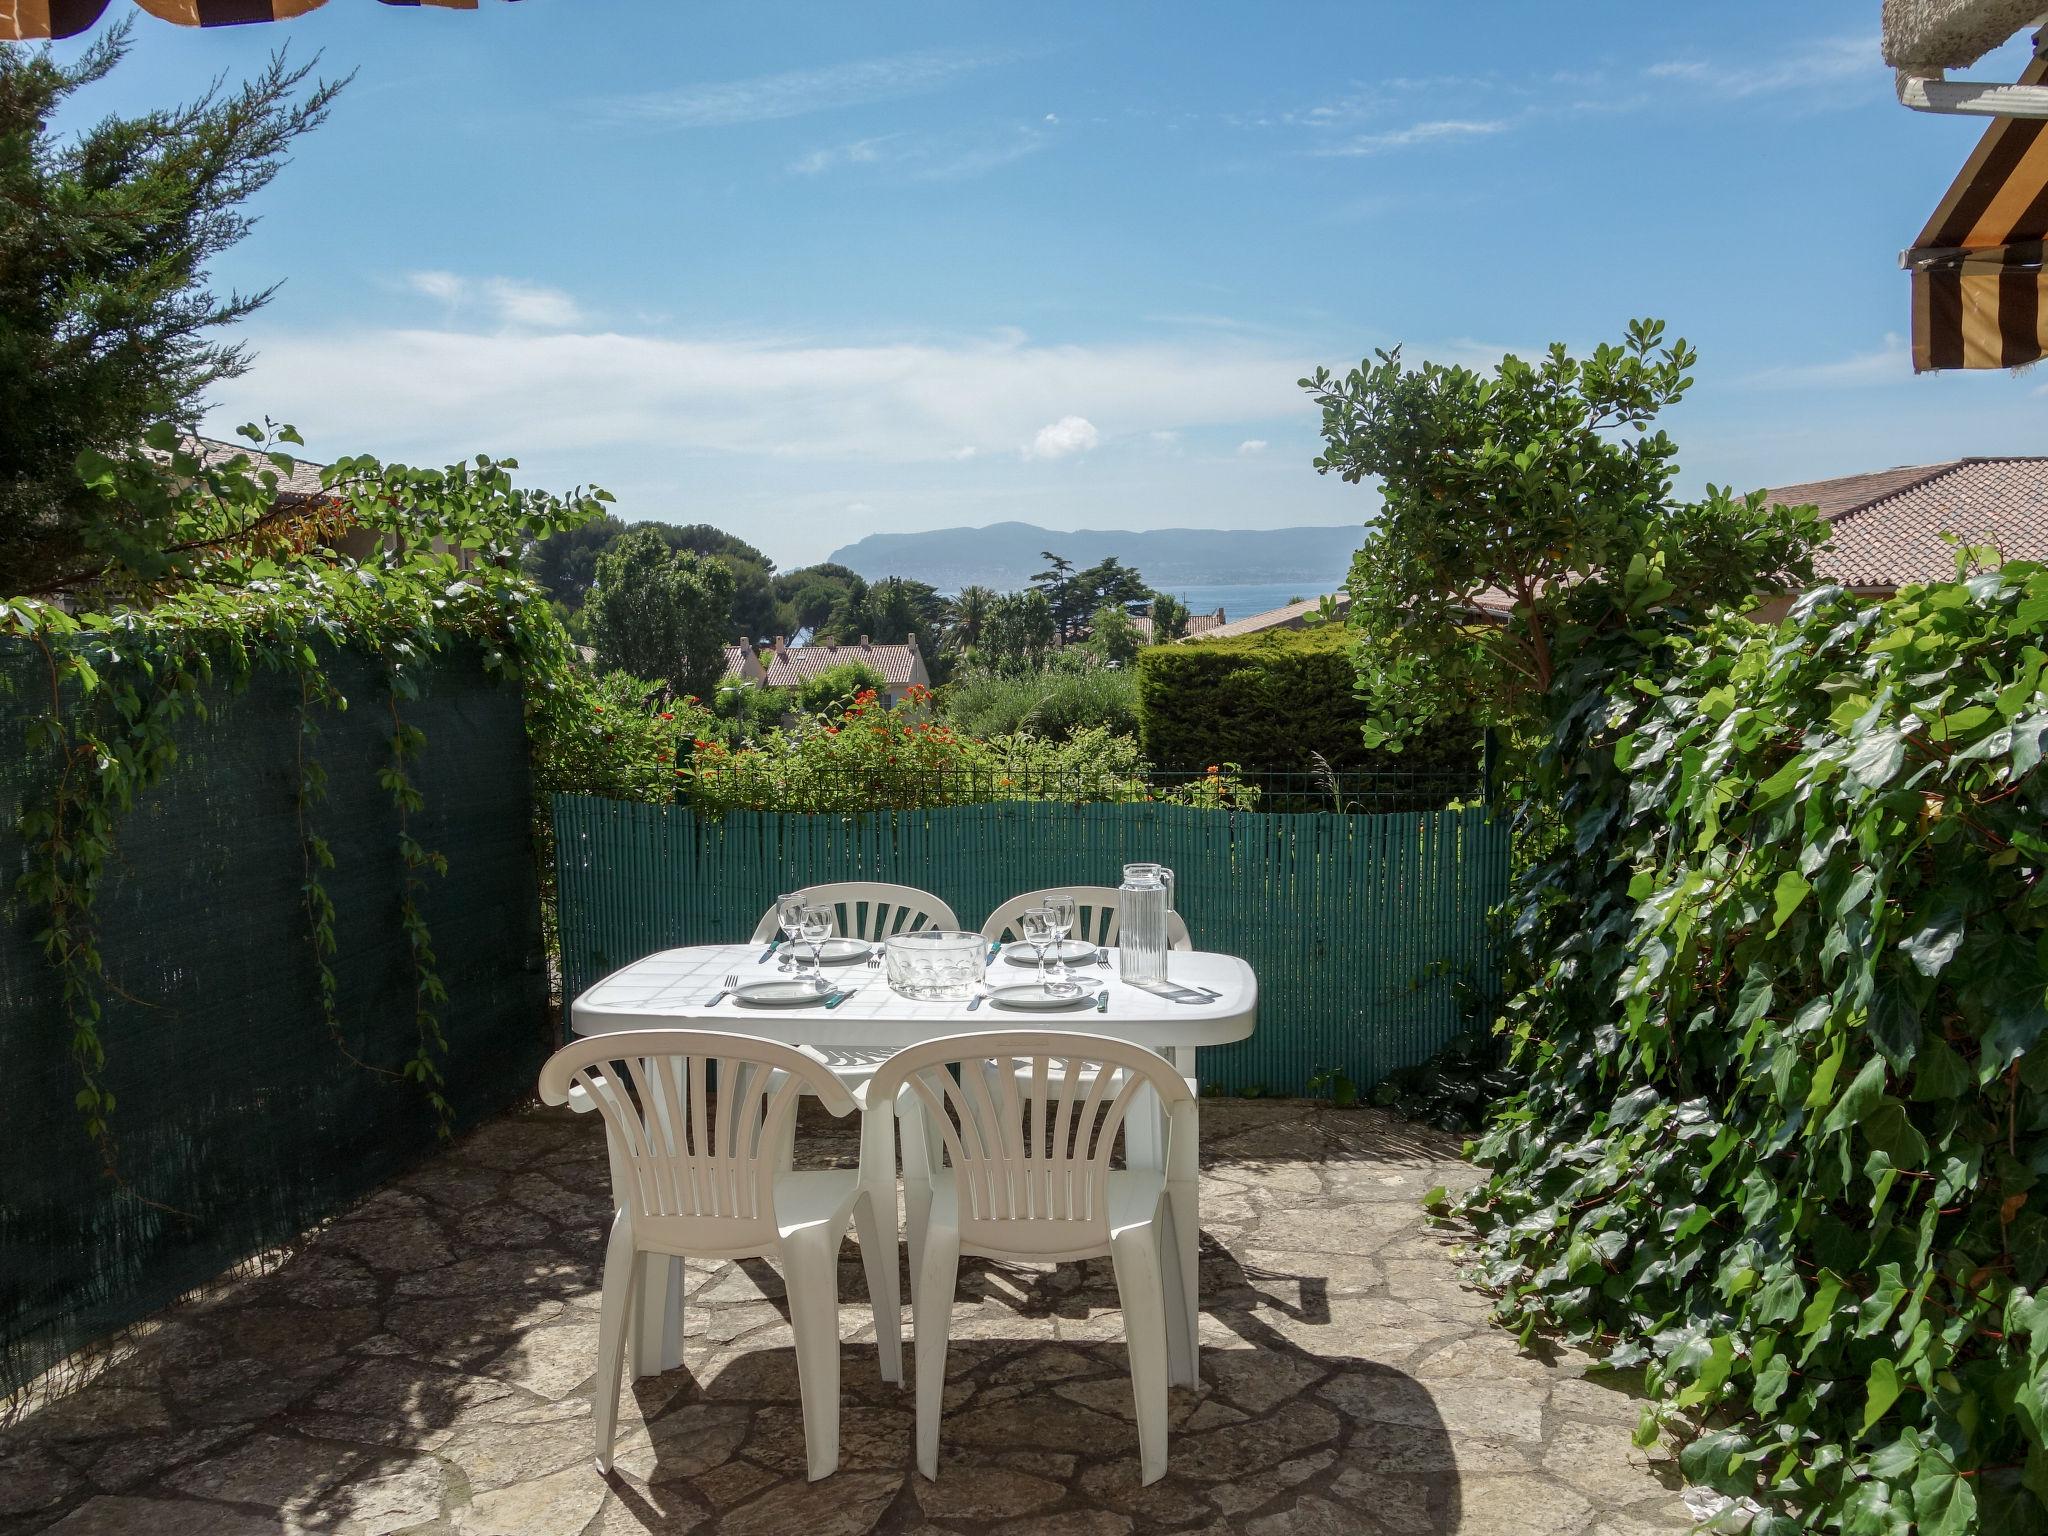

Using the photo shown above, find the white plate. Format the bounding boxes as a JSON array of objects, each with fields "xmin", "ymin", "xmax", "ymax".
[
  {"xmin": 988, "ymin": 982, "xmax": 1102, "ymax": 1012},
  {"xmin": 732, "ymin": 979, "xmax": 832, "ymax": 1008},
  {"xmin": 801, "ymin": 937, "xmax": 873, "ymax": 966},
  {"xmin": 999, "ymin": 938, "xmax": 1098, "ymax": 967}
]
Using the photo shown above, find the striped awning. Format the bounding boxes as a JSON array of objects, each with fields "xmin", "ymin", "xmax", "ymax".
[
  {"xmin": 1, "ymin": 0, "xmax": 514, "ymax": 39},
  {"xmin": 1906, "ymin": 40, "xmax": 2048, "ymax": 369}
]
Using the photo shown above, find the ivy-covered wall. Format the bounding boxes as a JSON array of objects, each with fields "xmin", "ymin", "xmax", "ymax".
[
  {"xmin": 0, "ymin": 640, "xmax": 545, "ymax": 1396},
  {"xmin": 1462, "ymin": 565, "xmax": 2048, "ymax": 1533}
]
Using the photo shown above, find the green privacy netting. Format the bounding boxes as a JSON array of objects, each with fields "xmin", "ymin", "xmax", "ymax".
[{"xmin": 0, "ymin": 640, "xmax": 547, "ymax": 1396}]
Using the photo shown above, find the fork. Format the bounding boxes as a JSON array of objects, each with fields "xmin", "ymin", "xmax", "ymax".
[
  {"xmin": 866, "ymin": 944, "xmax": 885, "ymax": 968},
  {"xmin": 1095, "ymin": 947, "xmax": 1111, "ymax": 968},
  {"xmin": 706, "ymin": 972, "xmax": 738, "ymax": 1006}
]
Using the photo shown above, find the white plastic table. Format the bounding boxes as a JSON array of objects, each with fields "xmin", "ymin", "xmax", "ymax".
[{"xmin": 569, "ymin": 941, "xmax": 1257, "ymax": 1377}]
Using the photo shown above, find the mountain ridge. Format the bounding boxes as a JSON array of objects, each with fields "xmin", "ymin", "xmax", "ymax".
[{"xmin": 824, "ymin": 522, "xmax": 1361, "ymax": 590}]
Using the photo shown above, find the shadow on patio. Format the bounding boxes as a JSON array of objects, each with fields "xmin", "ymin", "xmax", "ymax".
[{"xmin": 1, "ymin": 1101, "xmax": 1696, "ymax": 1536}]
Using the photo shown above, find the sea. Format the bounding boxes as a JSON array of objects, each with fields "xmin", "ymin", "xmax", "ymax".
[{"xmin": 1152, "ymin": 581, "xmax": 1345, "ymax": 625}]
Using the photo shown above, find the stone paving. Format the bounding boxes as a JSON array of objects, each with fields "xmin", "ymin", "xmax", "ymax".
[{"xmin": 0, "ymin": 1099, "xmax": 1706, "ymax": 1535}]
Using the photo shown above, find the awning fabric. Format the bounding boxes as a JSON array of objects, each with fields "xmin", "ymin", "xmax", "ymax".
[
  {"xmin": 1, "ymin": 0, "xmax": 513, "ymax": 39},
  {"xmin": 1906, "ymin": 41, "xmax": 2048, "ymax": 369}
]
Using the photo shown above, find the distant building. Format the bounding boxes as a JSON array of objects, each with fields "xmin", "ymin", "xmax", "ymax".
[
  {"xmin": 723, "ymin": 635, "xmax": 931, "ymax": 707},
  {"xmin": 1132, "ymin": 606, "xmax": 1227, "ymax": 642},
  {"xmin": 1182, "ymin": 592, "xmax": 1350, "ymax": 642}
]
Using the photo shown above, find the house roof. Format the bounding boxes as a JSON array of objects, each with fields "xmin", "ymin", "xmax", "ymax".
[
  {"xmin": 1132, "ymin": 606, "xmax": 1226, "ymax": 641},
  {"xmin": 1190, "ymin": 592, "xmax": 1351, "ymax": 642},
  {"xmin": 721, "ymin": 645, "xmax": 758, "ymax": 677},
  {"xmin": 166, "ymin": 436, "xmax": 334, "ymax": 502},
  {"xmin": 1768, "ymin": 457, "xmax": 2048, "ymax": 589},
  {"xmin": 736, "ymin": 640, "xmax": 927, "ymax": 689}
]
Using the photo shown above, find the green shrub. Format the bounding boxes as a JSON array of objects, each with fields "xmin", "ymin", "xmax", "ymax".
[
  {"xmin": 1464, "ymin": 564, "xmax": 2048, "ymax": 1532},
  {"xmin": 943, "ymin": 662, "xmax": 1139, "ymax": 740},
  {"xmin": 793, "ymin": 660, "xmax": 886, "ymax": 716},
  {"xmin": 1135, "ymin": 626, "xmax": 1478, "ymax": 786}
]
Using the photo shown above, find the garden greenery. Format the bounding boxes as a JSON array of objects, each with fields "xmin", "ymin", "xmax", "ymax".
[
  {"xmin": 5, "ymin": 427, "xmax": 608, "ymax": 1159},
  {"xmin": 1460, "ymin": 562, "xmax": 2048, "ymax": 1533}
]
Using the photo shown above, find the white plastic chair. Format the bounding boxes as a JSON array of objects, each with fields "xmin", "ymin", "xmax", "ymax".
[
  {"xmin": 980, "ymin": 885, "xmax": 1192, "ymax": 952},
  {"xmin": 752, "ymin": 883, "xmax": 961, "ymax": 1093},
  {"xmin": 863, "ymin": 1032, "xmax": 1199, "ymax": 1485},
  {"xmin": 539, "ymin": 1031, "xmax": 903, "ymax": 1481},
  {"xmin": 748, "ymin": 881, "xmax": 960, "ymax": 945}
]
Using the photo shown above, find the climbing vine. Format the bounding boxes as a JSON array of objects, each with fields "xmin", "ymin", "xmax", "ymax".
[
  {"xmin": 1457, "ymin": 562, "xmax": 2048, "ymax": 1532},
  {"xmin": 2, "ymin": 426, "xmax": 608, "ymax": 1158}
]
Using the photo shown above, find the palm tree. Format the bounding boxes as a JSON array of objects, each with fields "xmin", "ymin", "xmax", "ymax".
[{"xmin": 951, "ymin": 584, "xmax": 995, "ymax": 650}]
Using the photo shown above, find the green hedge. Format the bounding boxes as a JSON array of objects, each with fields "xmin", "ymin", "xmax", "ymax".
[{"xmin": 1135, "ymin": 626, "xmax": 1478, "ymax": 785}]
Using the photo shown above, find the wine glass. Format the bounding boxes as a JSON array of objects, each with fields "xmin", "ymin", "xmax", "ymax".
[
  {"xmin": 776, "ymin": 891, "xmax": 806, "ymax": 970},
  {"xmin": 1019, "ymin": 906, "xmax": 1056, "ymax": 993},
  {"xmin": 1041, "ymin": 893, "xmax": 1079, "ymax": 996},
  {"xmin": 798, "ymin": 904, "xmax": 835, "ymax": 992}
]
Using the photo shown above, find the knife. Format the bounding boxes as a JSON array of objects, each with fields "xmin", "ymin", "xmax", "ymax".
[
  {"xmin": 823, "ymin": 987, "xmax": 862, "ymax": 1010},
  {"xmin": 757, "ymin": 937, "xmax": 782, "ymax": 965},
  {"xmin": 986, "ymin": 940, "xmax": 1003, "ymax": 963},
  {"xmin": 1095, "ymin": 989, "xmax": 1109, "ymax": 1014}
]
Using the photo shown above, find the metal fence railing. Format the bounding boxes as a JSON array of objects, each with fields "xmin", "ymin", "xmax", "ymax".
[{"xmin": 553, "ymin": 792, "xmax": 1510, "ymax": 1099}]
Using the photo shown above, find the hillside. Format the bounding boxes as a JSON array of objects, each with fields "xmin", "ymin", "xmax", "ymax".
[{"xmin": 825, "ymin": 522, "xmax": 1362, "ymax": 590}]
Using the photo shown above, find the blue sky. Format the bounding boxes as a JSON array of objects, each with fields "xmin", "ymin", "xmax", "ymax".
[{"xmin": 43, "ymin": 1, "xmax": 2047, "ymax": 567}]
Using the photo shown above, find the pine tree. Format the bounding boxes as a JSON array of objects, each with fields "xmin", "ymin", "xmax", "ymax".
[{"xmin": 0, "ymin": 24, "xmax": 345, "ymax": 595}]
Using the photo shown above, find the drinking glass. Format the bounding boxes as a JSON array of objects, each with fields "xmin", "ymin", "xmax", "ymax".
[
  {"xmin": 1041, "ymin": 893, "xmax": 1079, "ymax": 996},
  {"xmin": 798, "ymin": 905, "xmax": 834, "ymax": 992},
  {"xmin": 1019, "ymin": 907, "xmax": 1056, "ymax": 993},
  {"xmin": 776, "ymin": 891, "xmax": 806, "ymax": 969}
]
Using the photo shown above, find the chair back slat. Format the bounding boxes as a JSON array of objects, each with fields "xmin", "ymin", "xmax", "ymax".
[{"xmin": 540, "ymin": 1031, "xmax": 855, "ymax": 1245}]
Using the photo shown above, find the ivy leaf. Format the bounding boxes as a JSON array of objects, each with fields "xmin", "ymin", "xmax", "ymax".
[
  {"xmin": 1901, "ymin": 912, "xmax": 1966, "ymax": 978},
  {"xmin": 1862, "ymin": 1356, "xmax": 1904, "ymax": 1433},
  {"xmin": 1768, "ymin": 870, "xmax": 1812, "ymax": 937},
  {"xmin": 1912, "ymin": 1450, "xmax": 1978, "ymax": 1536},
  {"xmin": 1846, "ymin": 730, "xmax": 1906, "ymax": 790},
  {"xmin": 1823, "ymin": 1057, "xmax": 1888, "ymax": 1134},
  {"xmin": 1867, "ymin": 979, "xmax": 1921, "ymax": 1063}
]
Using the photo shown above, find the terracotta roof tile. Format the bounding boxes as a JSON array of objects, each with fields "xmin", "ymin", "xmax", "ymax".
[
  {"xmin": 754, "ymin": 642, "xmax": 927, "ymax": 688},
  {"xmin": 1769, "ymin": 457, "xmax": 2048, "ymax": 589},
  {"xmin": 168, "ymin": 435, "xmax": 333, "ymax": 501}
]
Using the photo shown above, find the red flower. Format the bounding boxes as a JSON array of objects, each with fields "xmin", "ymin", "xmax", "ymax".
[
  {"xmin": 593, "ymin": 704, "xmax": 605, "ymax": 713},
  {"xmin": 660, "ymin": 711, "xmax": 673, "ymax": 720},
  {"xmin": 684, "ymin": 695, "xmax": 698, "ymax": 705},
  {"xmin": 825, "ymin": 726, "xmax": 839, "ymax": 735}
]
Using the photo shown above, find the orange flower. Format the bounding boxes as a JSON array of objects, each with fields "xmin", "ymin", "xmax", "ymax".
[
  {"xmin": 684, "ymin": 695, "xmax": 698, "ymax": 704},
  {"xmin": 593, "ymin": 704, "xmax": 605, "ymax": 713},
  {"xmin": 660, "ymin": 711, "xmax": 673, "ymax": 720},
  {"xmin": 1207, "ymin": 765, "xmax": 1219, "ymax": 773},
  {"xmin": 825, "ymin": 726, "xmax": 839, "ymax": 735}
]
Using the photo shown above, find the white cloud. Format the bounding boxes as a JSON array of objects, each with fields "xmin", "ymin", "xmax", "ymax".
[
  {"xmin": 1044, "ymin": 112, "xmax": 1059, "ymax": 124},
  {"xmin": 790, "ymin": 124, "xmax": 1048, "ymax": 181},
  {"xmin": 1237, "ymin": 438, "xmax": 1270, "ymax": 456},
  {"xmin": 1741, "ymin": 334, "xmax": 1912, "ymax": 389},
  {"xmin": 408, "ymin": 270, "xmax": 464, "ymax": 303},
  {"xmin": 593, "ymin": 51, "xmax": 993, "ymax": 130},
  {"xmin": 790, "ymin": 135, "xmax": 897, "ymax": 175},
  {"xmin": 1026, "ymin": 415, "xmax": 1101, "ymax": 460},
  {"xmin": 1312, "ymin": 118, "xmax": 1508, "ymax": 156},
  {"xmin": 404, "ymin": 272, "xmax": 583, "ymax": 331},
  {"xmin": 1645, "ymin": 34, "xmax": 1875, "ymax": 100},
  {"xmin": 483, "ymin": 279, "xmax": 584, "ymax": 330},
  {"xmin": 212, "ymin": 316, "xmax": 1314, "ymax": 473},
  {"xmin": 846, "ymin": 501, "xmax": 874, "ymax": 514}
]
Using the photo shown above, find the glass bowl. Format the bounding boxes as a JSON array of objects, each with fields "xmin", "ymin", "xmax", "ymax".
[{"xmin": 884, "ymin": 930, "xmax": 986, "ymax": 1000}]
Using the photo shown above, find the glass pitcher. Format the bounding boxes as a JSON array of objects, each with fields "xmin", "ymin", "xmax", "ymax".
[{"xmin": 1118, "ymin": 862, "xmax": 1174, "ymax": 985}]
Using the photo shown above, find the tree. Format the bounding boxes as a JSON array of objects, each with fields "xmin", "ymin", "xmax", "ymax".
[
  {"xmin": 0, "ymin": 26, "xmax": 347, "ymax": 594},
  {"xmin": 1149, "ymin": 591, "xmax": 1191, "ymax": 643},
  {"xmin": 529, "ymin": 517, "xmax": 781, "ymax": 642},
  {"xmin": 1074, "ymin": 556, "xmax": 1150, "ymax": 616},
  {"xmin": 1084, "ymin": 603, "xmax": 1143, "ymax": 668},
  {"xmin": 583, "ymin": 527, "xmax": 737, "ymax": 698},
  {"xmin": 1031, "ymin": 551, "xmax": 1080, "ymax": 640},
  {"xmin": 950, "ymin": 584, "xmax": 997, "ymax": 650},
  {"xmin": 1300, "ymin": 319, "xmax": 1825, "ymax": 741},
  {"xmin": 979, "ymin": 590, "xmax": 1058, "ymax": 672}
]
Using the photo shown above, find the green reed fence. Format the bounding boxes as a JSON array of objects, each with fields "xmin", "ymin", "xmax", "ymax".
[{"xmin": 552, "ymin": 794, "xmax": 1510, "ymax": 1095}]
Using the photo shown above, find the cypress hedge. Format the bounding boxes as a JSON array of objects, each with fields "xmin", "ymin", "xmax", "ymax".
[{"xmin": 1134, "ymin": 625, "xmax": 1479, "ymax": 793}]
